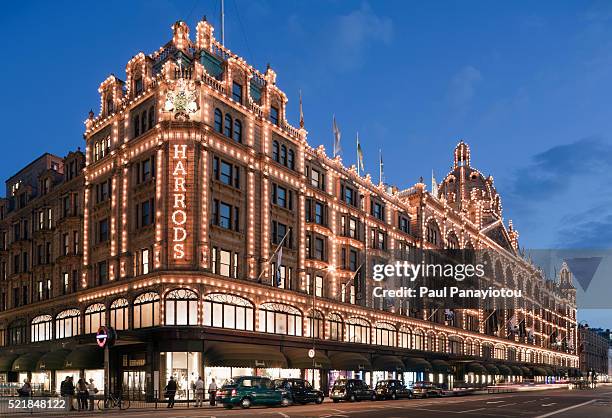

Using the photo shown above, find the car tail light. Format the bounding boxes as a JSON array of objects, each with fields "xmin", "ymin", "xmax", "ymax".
[{"xmin": 231, "ymin": 389, "xmax": 237, "ymax": 396}]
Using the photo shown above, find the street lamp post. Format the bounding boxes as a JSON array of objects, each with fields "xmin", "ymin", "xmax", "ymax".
[{"xmin": 309, "ymin": 265, "xmax": 335, "ymax": 388}]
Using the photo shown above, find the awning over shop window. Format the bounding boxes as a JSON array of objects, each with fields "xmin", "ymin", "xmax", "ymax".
[
  {"xmin": 64, "ymin": 346, "xmax": 103, "ymax": 370},
  {"xmin": 372, "ymin": 355, "xmax": 404, "ymax": 371},
  {"xmin": 532, "ymin": 367, "xmax": 547, "ymax": 376},
  {"xmin": 509, "ymin": 365, "xmax": 523, "ymax": 376},
  {"xmin": 466, "ymin": 362, "xmax": 486, "ymax": 374},
  {"xmin": 12, "ymin": 352, "xmax": 43, "ymax": 372},
  {"xmin": 484, "ymin": 364, "xmax": 499, "ymax": 375},
  {"xmin": 431, "ymin": 359, "xmax": 451, "ymax": 373},
  {"xmin": 543, "ymin": 366, "xmax": 554, "ymax": 376},
  {"xmin": 497, "ymin": 365, "xmax": 512, "ymax": 376},
  {"xmin": 205, "ymin": 343, "xmax": 288, "ymax": 369},
  {"xmin": 37, "ymin": 350, "xmax": 71, "ymax": 371},
  {"xmin": 329, "ymin": 352, "xmax": 371, "ymax": 371},
  {"xmin": 284, "ymin": 348, "xmax": 331, "ymax": 370},
  {"xmin": 0, "ymin": 354, "xmax": 19, "ymax": 372},
  {"xmin": 556, "ymin": 367, "xmax": 568, "ymax": 376},
  {"xmin": 404, "ymin": 357, "xmax": 432, "ymax": 372}
]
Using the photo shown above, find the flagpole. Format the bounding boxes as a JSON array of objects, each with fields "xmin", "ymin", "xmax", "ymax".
[
  {"xmin": 256, "ymin": 229, "xmax": 290, "ymax": 283},
  {"xmin": 356, "ymin": 132, "xmax": 360, "ymax": 177}
]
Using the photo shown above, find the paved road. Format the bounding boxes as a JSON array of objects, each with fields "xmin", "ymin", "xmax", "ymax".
[{"xmin": 9, "ymin": 387, "xmax": 612, "ymax": 418}]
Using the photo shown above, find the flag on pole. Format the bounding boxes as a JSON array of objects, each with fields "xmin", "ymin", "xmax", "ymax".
[
  {"xmin": 275, "ymin": 246, "xmax": 283, "ymax": 287},
  {"xmin": 379, "ymin": 149, "xmax": 384, "ymax": 185},
  {"xmin": 431, "ymin": 170, "xmax": 438, "ymax": 196},
  {"xmin": 356, "ymin": 132, "xmax": 365, "ymax": 175},
  {"xmin": 333, "ymin": 115, "xmax": 341, "ymax": 158},
  {"xmin": 299, "ymin": 90, "xmax": 304, "ymax": 129}
]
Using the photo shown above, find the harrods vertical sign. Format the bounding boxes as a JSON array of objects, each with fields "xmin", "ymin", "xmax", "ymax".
[{"xmin": 167, "ymin": 138, "xmax": 195, "ymax": 267}]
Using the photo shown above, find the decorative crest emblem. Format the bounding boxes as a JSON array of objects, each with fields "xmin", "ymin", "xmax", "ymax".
[{"xmin": 164, "ymin": 77, "xmax": 199, "ymax": 121}]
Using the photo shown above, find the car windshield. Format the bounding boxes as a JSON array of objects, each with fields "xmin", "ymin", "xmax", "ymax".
[
  {"xmin": 376, "ymin": 381, "xmax": 389, "ymax": 387},
  {"xmin": 333, "ymin": 380, "xmax": 346, "ymax": 388}
]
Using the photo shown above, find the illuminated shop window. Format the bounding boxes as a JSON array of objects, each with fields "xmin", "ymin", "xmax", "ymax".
[
  {"xmin": 31, "ymin": 315, "xmax": 52, "ymax": 342},
  {"xmin": 399, "ymin": 326, "xmax": 412, "ymax": 349},
  {"xmin": 328, "ymin": 313, "xmax": 343, "ymax": 341},
  {"xmin": 203, "ymin": 293, "xmax": 254, "ymax": 331},
  {"xmin": 133, "ymin": 292, "xmax": 160, "ymax": 328},
  {"xmin": 305, "ymin": 310, "xmax": 324, "ymax": 339},
  {"xmin": 84, "ymin": 303, "xmax": 106, "ymax": 334},
  {"xmin": 55, "ymin": 309, "xmax": 80, "ymax": 339},
  {"xmin": 413, "ymin": 329, "xmax": 425, "ymax": 350},
  {"xmin": 164, "ymin": 289, "xmax": 198, "ymax": 326},
  {"xmin": 110, "ymin": 298, "xmax": 129, "ymax": 331},
  {"xmin": 258, "ymin": 303, "xmax": 302, "ymax": 336},
  {"xmin": 374, "ymin": 322, "xmax": 397, "ymax": 347},
  {"xmin": 346, "ymin": 317, "xmax": 370, "ymax": 344}
]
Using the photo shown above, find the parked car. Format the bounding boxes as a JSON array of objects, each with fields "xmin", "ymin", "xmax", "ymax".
[
  {"xmin": 374, "ymin": 379, "xmax": 413, "ymax": 400},
  {"xmin": 274, "ymin": 378, "xmax": 324, "ymax": 404},
  {"xmin": 412, "ymin": 381, "xmax": 442, "ymax": 398},
  {"xmin": 330, "ymin": 379, "xmax": 376, "ymax": 402},
  {"xmin": 216, "ymin": 376, "xmax": 290, "ymax": 409}
]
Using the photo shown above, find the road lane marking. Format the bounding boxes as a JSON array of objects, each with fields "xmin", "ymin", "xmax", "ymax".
[
  {"xmin": 459, "ymin": 408, "xmax": 486, "ymax": 413},
  {"xmin": 277, "ymin": 413, "xmax": 290, "ymax": 418},
  {"xmin": 533, "ymin": 399, "xmax": 598, "ymax": 418},
  {"xmin": 541, "ymin": 403, "xmax": 557, "ymax": 407},
  {"xmin": 498, "ymin": 402, "xmax": 516, "ymax": 407},
  {"xmin": 486, "ymin": 400, "xmax": 505, "ymax": 404}
]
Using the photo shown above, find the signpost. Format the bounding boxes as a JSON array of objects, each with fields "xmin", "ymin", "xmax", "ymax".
[{"xmin": 96, "ymin": 327, "xmax": 116, "ymax": 400}]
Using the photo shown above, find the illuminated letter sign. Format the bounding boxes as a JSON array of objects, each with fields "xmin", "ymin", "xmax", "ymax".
[{"xmin": 172, "ymin": 144, "xmax": 188, "ymax": 259}]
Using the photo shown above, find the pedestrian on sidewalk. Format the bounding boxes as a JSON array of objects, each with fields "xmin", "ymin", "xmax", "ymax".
[
  {"xmin": 76, "ymin": 378, "xmax": 89, "ymax": 411},
  {"xmin": 208, "ymin": 378, "xmax": 217, "ymax": 406},
  {"xmin": 165, "ymin": 376, "xmax": 177, "ymax": 408},
  {"xmin": 195, "ymin": 376, "xmax": 204, "ymax": 407},
  {"xmin": 61, "ymin": 376, "xmax": 76, "ymax": 411},
  {"xmin": 87, "ymin": 378, "xmax": 98, "ymax": 411}
]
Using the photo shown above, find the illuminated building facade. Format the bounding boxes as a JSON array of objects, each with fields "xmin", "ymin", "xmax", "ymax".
[{"xmin": 0, "ymin": 19, "xmax": 578, "ymax": 396}]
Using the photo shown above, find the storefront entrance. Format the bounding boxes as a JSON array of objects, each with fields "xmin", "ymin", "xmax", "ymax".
[{"xmin": 160, "ymin": 352, "xmax": 201, "ymax": 399}]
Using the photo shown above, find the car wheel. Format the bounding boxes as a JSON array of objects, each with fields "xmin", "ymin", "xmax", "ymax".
[
  {"xmin": 281, "ymin": 397, "xmax": 290, "ymax": 407},
  {"xmin": 333, "ymin": 399, "xmax": 340, "ymax": 403},
  {"xmin": 315, "ymin": 395, "xmax": 324, "ymax": 404},
  {"xmin": 391, "ymin": 392, "xmax": 397, "ymax": 400},
  {"xmin": 240, "ymin": 397, "xmax": 252, "ymax": 409},
  {"xmin": 349, "ymin": 394, "xmax": 356, "ymax": 402},
  {"xmin": 408, "ymin": 392, "xmax": 413, "ymax": 399},
  {"xmin": 371, "ymin": 393, "xmax": 376, "ymax": 401}
]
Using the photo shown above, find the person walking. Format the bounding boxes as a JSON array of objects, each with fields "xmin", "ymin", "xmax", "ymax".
[
  {"xmin": 76, "ymin": 378, "xmax": 89, "ymax": 411},
  {"xmin": 61, "ymin": 376, "xmax": 75, "ymax": 411},
  {"xmin": 165, "ymin": 376, "xmax": 177, "ymax": 408},
  {"xmin": 208, "ymin": 378, "xmax": 217, "ymax": 406},
  {"xmin": 18, "ymin": 380, "xmax": 31, "ymax": 397},
  {"xmin": 195, "ymin": 376, "xmax": 204, "ymax": 407},
  {"xmin": 87, "ymin": 378, "xmax": 98, "ymax": 411}
]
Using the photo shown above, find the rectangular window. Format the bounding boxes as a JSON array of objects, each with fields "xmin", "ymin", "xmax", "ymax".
[
  {"xmin": 142, "ymin": 249, "xmax": 150, "ymax": 275},
  {"xmin": 309, "ymin": 168, "xmax": 324, "ymax": 190},
  {"xmin": 73, "ymin": 231, "xmax": 79, "ymax": 254},
  {"xmin": 99, "ymin": 219, "xmax": 109, "ymax": 242},
  {"xmin": 232, "ymin": 82, "xmax": 243, "ymax": 103},
  {"xmin": 314, "ymin": 237, "xmax": 325, "ymax": 261},
  {"xmin": 63, "ymin": 195, "xmax": 70, "ymax": 218},
  {"xmin": 63, "ymin": 272, "xmax": 69, "ymax": 295},
  {"xmin": 98, "ymin": 261, "xmax": 108, "ymax": 283},
  {"xmin": 399, "ymin": 215, "xmax": 409, "ymax": 233},
  {"xmin": 272, "ymin": 184, "xmax": 292, "ymax": 210},
  {"xmin": 214, "ymin": 157, "xmax": 240, "ymax": 188},
  {"xmin": 62, "ymin": 233, "xmax": 69, "ymax": 255},
  {"xmin": 270, "ymin": 106, "xmax": 279, "ymax": 125},
  {"xmin": 371, "ymin": 201, "xmax": 384, "ymax": 221},
  {"xmin": 343, "ymin": 186, "xmax": 355, "ymax": 206},
  {"xmin": 272, "ymin": 221, "xmax": 292, "ymax": 248}
]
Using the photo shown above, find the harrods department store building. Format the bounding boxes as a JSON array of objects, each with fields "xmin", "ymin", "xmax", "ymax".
[{"xmin": 0, "ymin": 20, "xmax": 578, "ymax": 396}]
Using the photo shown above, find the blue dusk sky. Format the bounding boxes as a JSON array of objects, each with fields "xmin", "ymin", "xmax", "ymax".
[{"xmin": 1, "ymin": 1, "xmax": 612, "ymax": 327}]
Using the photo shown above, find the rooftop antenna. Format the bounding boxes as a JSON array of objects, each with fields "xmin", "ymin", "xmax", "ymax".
[{"xmin": 220, "ymin": 0, "xmax": 225, "ymax": 46}]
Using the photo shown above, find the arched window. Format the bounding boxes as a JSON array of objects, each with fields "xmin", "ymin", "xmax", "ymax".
[
  {"xmin": 141, "ymin": 110, "xmax": 147, "ymax": 133},
  {"xmin": 110, "ymin": 298, "xmax": 129, "ymax": 331},
  {"xmin": 446, "ymin": 232, "xmax": 459, "ymax": 249},
  {"xmin": 8, "ymin": 319, "xmax": 26, "ymax": 345},
  {"xmin": 328, "ymin": 313, "xmax": 343, "ymax": 341},
  {"xmin": 449, "ymin": 337, "xmax": 463, "ymax": 354},
  {"xmin": 305, "ymin": 310, "xmax": 324, "ymax": 339},
  {"xmin": 426, "ymin": 220, "xmax": 440, "ymax": 245},
  {"xmin": 224, "ymin": 114, "xmax": 232, "ymax": 137},
  {"xmin": 133, "ymin": 115, "xmax": 140, "ymax": 137},
  {"xmin": 214, "ymin": 108, "xmax": 223, "ymax": 133},
  {"xmin": 413, "ymin": 329, "xmax": 425, "ymax": 350},
  {"xmin": 280, "ymin": 145, "xmax": 287, "ymax": 165},
  {"xmin": 287, "ymin": 150, "xmax": 295, "ymax": 170},
  {"xmin": 465, "ymin": 339, "xmax": 473, "ymax": 356},
  {"xmin": 148, "ymin": 106, "xmax": 155, "ymax": 128},
  {"xmin": 507, "ymin": 347, "xmax": 517, "ymax": 362},
  {"xmin": 346, "ymin": 317, "xmax": 370, "ymax": 344},
  {"xmin": 426, "ymin": 332, "xmax": 436, "ymax": 351},
  {"xmin": 374, "ymin": 322, "xmax": 396, "ymax": 347},
  {"xmin": 203, "ymin": 293, "xmax": 254, "ymax": 331},
  {"xmin": 495, "ymin": 345, "xmax": 506, "ymax": 360},
  {"xmin": 482, "ymin": 343, "xmax": 494, "ymax": 359},
  {"xmin": 84, "ymin": 303, "xmax": 106, "ymax": 334},
  {"xmin": 437, "ymin": 334, "xmax": 447, "ymax": 352},
  {"xmin": 272, "ymin": 141, "xmax": 280, "ymax": 162},
  {"xmin": 133, "ymin": 292, "xmax": 160, "ymax": 328},
  {"xmin": 165, "ymin": 288, "xmax": 198, "ymax": 326},
  {"xmin": 399, "ymin": 325, "xmax": 412, "ymax": 349},
  {"xmin": 258, "ymin": 303, "xmax": 302, "ymax": 336},
  {"xmin": 55, "ymin": 309, "xmax": 80, "ymax": 339},
  {"xmin": 232, "ymin": 119, "xmax": 242, "ymax": 143},
  {"xmin": 31, "ymin": 315, "xmax": 53, "ymax": 342}
]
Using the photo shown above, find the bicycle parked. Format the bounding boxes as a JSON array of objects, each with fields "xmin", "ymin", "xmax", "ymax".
[{"xmin": 97, "ymin": 392, "xmax": 130, "ymax": 410}]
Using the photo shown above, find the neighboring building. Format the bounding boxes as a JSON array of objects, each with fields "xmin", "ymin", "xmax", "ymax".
[
  {"xmin": 585, "ymin": 327, "xmax": 611, "ymax": 382},
  {"xmin": 579, "ymin": 326, "xmax": 609, "ymax": 381},
  {"xmin": 0, "ymin": 19, "xmax": 578, "ymax": 396}
]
